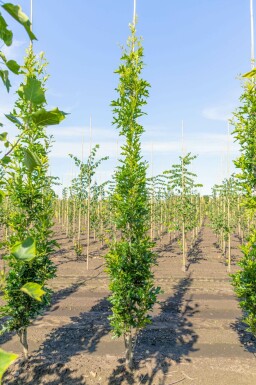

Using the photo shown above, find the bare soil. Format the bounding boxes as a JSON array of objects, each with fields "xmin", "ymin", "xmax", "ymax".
[{"xmin": 1, "ymin": 223, "xmax": 256, "ymax": 385}]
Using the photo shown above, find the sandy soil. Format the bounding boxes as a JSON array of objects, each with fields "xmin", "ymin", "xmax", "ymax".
[{"xmin": 1, "ymin": 223, "xmax": 256, "ymax": 385}]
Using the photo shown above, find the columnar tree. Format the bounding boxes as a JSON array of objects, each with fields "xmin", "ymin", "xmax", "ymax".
[
  {"xmin": 105, "ymin": 21, "xmax": 160, "ymax": 369},
  {"xmin": 231, "ymin": 69, "xmax": 256, "ymax": 334},
  {"xmin": 0, "ymin": 46, "xmax": 66, "ymax": 359}
]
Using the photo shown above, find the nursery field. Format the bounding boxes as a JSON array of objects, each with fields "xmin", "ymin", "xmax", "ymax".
[
  {"xmin": 1, "ymin": 1, "xmax": 256, "ymax": 384},
  {"xmin": 1, "ymin": 223, "xmax": 256, "ymax": 385}
]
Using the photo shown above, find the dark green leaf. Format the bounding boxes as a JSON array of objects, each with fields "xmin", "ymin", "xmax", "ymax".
[
  {"xmin": 0, "ymin": 69, "xmax": 11, "ymax": 92},
  {"xmin": 2, "ymin": 3, "xmax": 37, "ymax": 41},
  {"xmin": 6, "ymin": 60, "xmax": 20, "ymax": 75},
  {"xmin": 31, "ymin": 108, "xmax": 67, "ymax": 126},
  {"xmin": 23, "ymin": 77, "xmax": 46, "ymax": 104},
  {"xmin": 5, "ymin": 114, "xmax": 22, "ymax": 126},
  {"xmin": 0, "ymin": 15, "xmax": 13, "ymax": 46},
  {"xmin": 1, "ymin": 155, "xmax": 11, "ymax": 165},
  {"xmin": 23, "ymin": 148, "xmax": 41, "ymax": 172},
  {"xmin": 0, "ymin": 132, "xmax": 7, "ymax": 141}
]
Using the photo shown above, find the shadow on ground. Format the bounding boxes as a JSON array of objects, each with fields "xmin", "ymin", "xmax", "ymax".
[
  {"xmin": 231, "ymin": 317, "xmax": 256, "ymax": 355},
  {"xmin": 187, "ymin": 230, "xmax": 206, "ymax": 269},
  {"xmin": 3, "ymin": 294, "xmax": 111, "ymax": 385},
  {"xmin": 107, "ymin": 274, "xmax": 199, "ymax": 385}
]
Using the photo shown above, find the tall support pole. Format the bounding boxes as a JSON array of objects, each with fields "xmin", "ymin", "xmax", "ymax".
[
  {"xmin": 86, "ymin": 116, "xmax": 92, "ymax": 270},
  {"xmin": 150, "ymin": 143, "xmax": 154, "ymax": 241},
  {"xmin": 250, "ymin": 0, "xmax": 255, "ymax": 68},
  {"xmin": 133, "ymin": 0, "xmax": 137, "ymax": 26},
  {"xmin": 227, "ymin": 122, "xmax": 231, "ymax": 272},
  {"xmin": 181, "ymin": 120, "xmax": 186, "ymax": 272},
  {"xmin": 30, "ymin": 0, "xmax": 33, "ymax": 30}
]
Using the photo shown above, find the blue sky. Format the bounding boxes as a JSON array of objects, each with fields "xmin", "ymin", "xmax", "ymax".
[{"xmin": 0, "ymin": 0, "xmax": 253, "ymax": 194}]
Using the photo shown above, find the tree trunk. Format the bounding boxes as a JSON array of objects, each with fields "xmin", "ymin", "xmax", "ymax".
[
  {"xmin": 124, "ymin": 332, "xmax": 134, "ymax": 371},
  {"xmin": 18, "ymin": 327, "xmax": 29, "ymax": 361}
]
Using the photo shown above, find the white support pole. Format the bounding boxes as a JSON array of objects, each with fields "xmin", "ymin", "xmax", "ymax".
[
  {"xmin": 30, "ymin": 0, "xmax": 33, "ymax": 31},
  {"xmin": 250, "ymin": 0, "xmax": 255, "ymax": 68},
  {"xmin": 227, "ymin": 121, "xmax": 230, "ymax": 178},
  {"xmin": 133, "ymin": 0, "xmax": 137, "ymax": 26}
]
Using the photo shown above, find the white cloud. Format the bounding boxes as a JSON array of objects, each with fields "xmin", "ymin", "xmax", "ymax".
[
  {"xmin": 49, "ymin": 130, "xmax": 239, "ymax": 159},
  {"xmin": 202, "ymin": 104, "xmax": 236, "ymax": 121},
  {"xmin": 2, "ymin": 40, "xmax": 25, "ymax": 60}
]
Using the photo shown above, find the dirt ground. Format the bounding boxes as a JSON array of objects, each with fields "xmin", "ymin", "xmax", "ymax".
[{"xmin": 1, "ymin": 223, "xmax": 256, "ymax": 385}]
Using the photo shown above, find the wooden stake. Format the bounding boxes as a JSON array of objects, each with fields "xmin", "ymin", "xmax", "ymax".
[
  {"xmin": 227, "ymin": 122, "xmax": 231, "ymax": 272},
  {"xmin": 181, "ymin": 120, "xmax": 186, "ymax": 272}
]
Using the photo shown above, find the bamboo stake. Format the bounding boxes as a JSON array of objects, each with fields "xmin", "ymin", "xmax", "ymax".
[
  {"xmin": 227, "ymin": 122, "xmax": 231, "ymax": 272},
  {"xmin": 181, "ymin": 120, "xmax": 186, "ymax": 272},
  {"xmin": 86, "ymin": 116, "xmax": 92, "ymax": 270}
]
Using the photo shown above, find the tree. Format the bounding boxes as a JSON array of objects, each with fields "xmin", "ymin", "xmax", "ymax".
[
  {"xmin": 0, "ymin": 45, "xmax": 66, "ymax": 360},
  {"xmin": 105, "ymin": 21, "xmax": 160, "ymax": 370},
  {"xmin": 163, "ymin": 153, "xmax": 202, "ymax": 271},
  {"xmin": 231, "ymin": 69, "xmax": 256, "ymax": 334}
]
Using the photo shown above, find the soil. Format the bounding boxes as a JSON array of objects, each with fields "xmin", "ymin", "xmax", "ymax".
[{"xmin": 1, "ymin": 223, "xmax": 256, "ymax": 385}]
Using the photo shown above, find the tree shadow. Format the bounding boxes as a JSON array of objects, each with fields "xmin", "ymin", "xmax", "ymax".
[
  {"xmin": 107, "ymin": 274, "xmax": 199, "ymax": 385},
  {"xmin": 0, "ymin": 279, "xmax": 86, "ymax": 346},
  {"xmin": 230, "ymin": 317, "xmax": 256, "ymax": 355},
  {"xmin": 187, "ymin": 231, "xmax": 206, "ymax": 268},
  {"xmin": 4, "ymin": 295, "xmax": 111, "ymax": 385}
]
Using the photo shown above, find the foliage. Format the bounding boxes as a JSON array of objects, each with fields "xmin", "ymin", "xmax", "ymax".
[
  {"xmin": 0, "ymin": 2, "xmax": 36, "ymax": 92},
  {"xmin": 163, "ymin": 153, "xmax": 202, "ymax": 235},
  {"xmin": 232, "ymin": 230, "xmax": 256, "ymax": 334},
  {"xmin": 0, "ymin": 46, "xmax": 66, "ymax": 357},
  {"xmin": 231, "ymin": 72, "xmax": 256, "ymax": 335},
  {"xmin": 0, "ymin": 349, "xmax": 18, "ymax": 383},
  {"xmin": 105, "ymin": 23, "xmax": 160, "ymax": 369}
]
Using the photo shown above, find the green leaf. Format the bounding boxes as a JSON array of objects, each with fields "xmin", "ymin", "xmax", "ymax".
[
  {"xmin": 0, "ymin": 349, "xmax": 18, "ymax": 382},
  {"xmin": 0, "ymin": 155, "xmax": 11, "ymax": 165},
  {"xmin": 0, "ymin": 190, "xmax": 4, "ymax": 204},
  {"xmin": 2, "ymin": 3, "xmax": 37, "ymax": 41},
  {"xmin": 0, "ymin": 69, "xmax": 11, "ymax": 92},
  {"xmin": 23, "ymin": 148, "xmax": 41, "ymax": 172},
  {"xmin": 242, "ymin": 68, "xmax": 256, "ymax": 78},
  {"xmin": 5, "ymin": 114, "xmax": 22, "ymax": 126},
  {"xmin": 6, "ymin": 60, "xmax": 20, "ymax": 75},
  {"xmin": 31, "ymin": 108, "xmax": 67, "ymax": 126},
  {"xmin": 0, "ymin": 15, "xmax": 13, "ymax": 46},
  {"xmin": 20, "ymin": 282, "xmax": 46, "ymax": 302},
  {"xmin": 0, "ymin": 132, "xmax": 7, "ymax": 141},
  {"xmin": 22, "ymin": 77, "xmax": 46, "ymax": 104},
  {"xmin": 11, "ymin": 237, "xmax": 36, "ymax": 262}
]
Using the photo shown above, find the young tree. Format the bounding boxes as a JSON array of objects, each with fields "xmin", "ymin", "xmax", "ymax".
[
  {"xmin": 163, "ymin": 153, "xmax": 202, "ymax": 271},
  {"xmin": 231, "ymin": 69, "xmax": 256, "ymax": 335},
  {"xmin": 0, "ymin": 45, "xmax": 66, "ymax": 360},
  {"xmin": 105, "ymin": 21, "xmax": 160, "ymax": 370},
  {"xmin": 69, "ymin": 144, "xmax": 108, "ymax": 267},
  {"xmin": 0, "ymin": 2, "xmax": 36, "ymax": 92}
]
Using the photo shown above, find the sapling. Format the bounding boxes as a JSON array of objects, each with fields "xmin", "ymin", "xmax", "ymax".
[
  {"xmin": 163, "ymin": 153, "xmax": 202, "ymax": 271},
  {"xmin": 231, "ymin": 68, "xmax": 256, "ymax": 335},
  {"xmin": 70, "ymin": 144, "xmax": 108, "ymax": 268},
  {"xmin": 105, "ymin": 20, "xmax": 160, "ymax": 370},
  {"xmin": 0, "ymin": 45, "xmax": 66, "ymax": 360}
]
